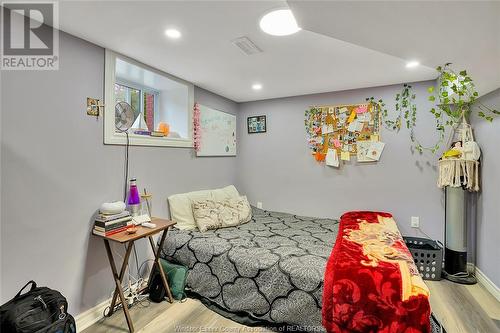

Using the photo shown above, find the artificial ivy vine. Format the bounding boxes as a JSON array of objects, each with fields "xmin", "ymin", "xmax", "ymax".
[
  {"xmin": 366, "ymin": 64, "xmax": 499, "ymax": 154},
  {"xmin": 429, "ymin": 63, "xmax": 499, "ymax": 122},
  {"xmin": 366, "ymin": 84, "xmax": 444, "ymax": 153}
]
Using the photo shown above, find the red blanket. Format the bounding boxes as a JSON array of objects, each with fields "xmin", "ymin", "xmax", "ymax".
[{"xmin": 322, "ymin": 211, "xmax": 430, "ymax": 333}]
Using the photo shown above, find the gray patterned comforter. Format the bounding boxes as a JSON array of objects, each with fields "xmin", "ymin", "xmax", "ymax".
[{"xmin": 161, "ymin": 207, "xmax": 339, "ymax": 331}]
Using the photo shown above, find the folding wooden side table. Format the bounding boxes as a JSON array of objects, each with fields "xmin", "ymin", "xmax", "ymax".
[{"xmin": 93, "ymin": 218, "xmax": 176, "ymax": 332}]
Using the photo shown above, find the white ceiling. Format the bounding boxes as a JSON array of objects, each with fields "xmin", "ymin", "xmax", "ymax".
[
  {"xmin": 55, "ymin": 1, "xmax": 499, "ymax": 102},
  {"xmin": 289, "ymin": 0, "xmax": 500, "ymax": 98}
]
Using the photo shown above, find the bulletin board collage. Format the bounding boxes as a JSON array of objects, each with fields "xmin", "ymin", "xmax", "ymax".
[{"xmin": 304, "ymin": 103, "xmax": 385, "ymax": 167}]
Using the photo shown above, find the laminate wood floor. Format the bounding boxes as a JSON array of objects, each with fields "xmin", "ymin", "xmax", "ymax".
[
  {"xmin": 83, "ymin": 280, "xmax": 500, "ymax": 333},
  {"xmin": 427, "ymin": 279, "xmax": 499, "ymax": 333}
]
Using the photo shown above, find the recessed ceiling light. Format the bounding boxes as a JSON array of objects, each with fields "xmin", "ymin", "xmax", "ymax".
[
  {"xmin": 406, "ymin": 61, "xmax": 420, "ymax": 68},
  {"xmin": 165, "ymin": 29, "xmax": 181, "ymax": 39},
  {"xmin": 252, "ymin": 83, "xmax": 262, "ymax": 90},
  {"xmin": 259, "ymin": 9, "xmax": 301, "ymax": 36}
]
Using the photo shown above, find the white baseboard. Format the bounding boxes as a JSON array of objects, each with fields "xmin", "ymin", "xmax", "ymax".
[
  {"xmin": 75, "ymin": 278, "xmax": 150, "ymax": 331},
  {"xmin": 75, "ymin": 298, "xmax": 110, "ymax": 332},
  {"xmin": 475, "ymin": 267, "xmax": 500, "ymax": 303}
]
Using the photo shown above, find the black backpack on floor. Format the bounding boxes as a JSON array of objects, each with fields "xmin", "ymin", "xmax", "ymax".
[{"xmin": 0, "ymin": 281, "xmax": 76, "ymax": 333}]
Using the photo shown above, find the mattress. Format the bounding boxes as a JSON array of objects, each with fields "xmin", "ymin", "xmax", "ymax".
[{"xmin": 161, "ymin": 207, "xmax": 339, "ymax": 331}]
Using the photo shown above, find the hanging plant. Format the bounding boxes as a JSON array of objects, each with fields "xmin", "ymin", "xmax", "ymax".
[
  {"xmin": 366, "ymin": 84, "xmax": 417, "ymax": 132},
  {"xmin": 367, "ymin": 64, "xmax": 499, "ymax": 154},
  {"xmin": 366, "ymin": 84, "xmax": 444, "ymax": 153},
  {"xmin": 429, "ymin": 63, "xmax": 499, "ymax": 122}
]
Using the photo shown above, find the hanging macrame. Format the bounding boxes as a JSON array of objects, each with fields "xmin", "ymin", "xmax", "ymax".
[{"xmin": 437, "ymin": 117, "xmax": 480, "ymax": 191}]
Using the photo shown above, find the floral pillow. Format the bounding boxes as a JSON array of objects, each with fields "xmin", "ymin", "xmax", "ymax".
[
  {"xmin": 224, "ymin": 195, "xmax": 252, "ymax": 225},
  {"xmin": 192, "ymin": 196, "xmax": 253, "ymax": 232},
  {"xmin": 192, "ymin": 200, "xmax": 222, "ymax": 232},
  {"xmin": 218, "ymin": 203, "xmax": 240, "ymax": 227}
]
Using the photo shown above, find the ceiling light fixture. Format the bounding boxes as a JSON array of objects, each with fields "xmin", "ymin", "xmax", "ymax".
[
  {"xmin": 259, "ymin": 9, "xmax": 301, "ymax": 36},
  {"xmin": 406, "ymin": 61, "xmax": 420, "ymax": 68},
  {"xmin": 165, "ymin": 29, "xmax": 181, "ymax": 39},
  {"xmin": 252, "ymin": 83, "xmax": 262, "ymax": 90}
]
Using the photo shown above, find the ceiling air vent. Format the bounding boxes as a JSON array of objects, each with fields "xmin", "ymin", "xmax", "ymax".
[{"xmin": 231, "ymin": 36, "xmax": 262, "ymax": 55}]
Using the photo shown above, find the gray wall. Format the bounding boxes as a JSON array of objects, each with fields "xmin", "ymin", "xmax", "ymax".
[
  {"xmin": 236, "ymin": 82, "xmax": 444, "ymax": 241},
  {"xmin": 0, "ymin": 32, "xmax": 238, "ymax": 314},
  {"xmin": 471, "ymin": 89, "xmax": 500, "ymax": 287},
  {"xmin": 236, "ymin": 83, "xmax": 500, "ymax": 287},
  {"xmin": 1, "ymin": 28, "xmax": 498, "ymax": 317}
]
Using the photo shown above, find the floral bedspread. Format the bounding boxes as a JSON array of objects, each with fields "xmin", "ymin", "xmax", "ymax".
[{"xmin": 322, "ymin": 211, "xmax": 431, "ymax": 333}]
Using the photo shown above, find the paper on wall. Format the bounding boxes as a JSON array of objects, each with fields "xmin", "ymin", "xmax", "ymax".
[
  {"xmin": 347, "ymin": 120, "xmax": 356, "ymax": 132},
  {"xmin": 339, "ymin": 107, "xmax": 348, "ymax": 114},
  {"xmin": 322, "ymin": 124, "xmax": 334, "ymax": 134},
  {"xmin": 340, "ymin": 151, "xmax": 351, "ymax": 161},
  {"xmin": 326, "ymin": 148, "xmax": 339, "ymax": 167},
  {"xmin": 370, "ymin": 134, "xmax": 379, "ymax": 142},
  {"xmin": 347, "ymin": 119, "xmax": 363, "ymax": 132},
  {"xmin": 355, "ymin": 105, "xmax": 368, "ymax": 114},
  {"xmin": 347, "ymin": 110, "xmax": 356, "ymax": 123},
  {"xmin": 333, "ymin": 138, "xmax": 341, "ymax": 148},
  {"xmin": 356, "ymin": 121, "xmax": 364, "ymax": 131},
  {"xmin": 357, "ymin": 112, "xmax": 371, "ymax": 122},
  {"xmin": 367, "ymin": 142, "xmax": 385, "ymax": 161},
  {"xmin": 356, "ymin": 141, "xmax": 373, "ymax": 162},
  {"xmin": 338, "ymin": 113, "xmax": 347, "ymax": 124}
]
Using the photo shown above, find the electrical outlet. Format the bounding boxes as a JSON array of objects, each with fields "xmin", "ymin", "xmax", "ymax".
[
  {"xmin": 411, "ymin": 216, "xmax": 420, "ymax": 228},
  {"xmin": 257, "ymin": 202, "xmax": 263, "ymax": 209}
]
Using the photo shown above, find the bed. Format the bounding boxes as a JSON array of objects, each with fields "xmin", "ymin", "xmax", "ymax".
[
  {"xmin": 161, "ymin": 207, "xmax": 435, "ymax": 332},
  {"xmin": 162, "ymin": 207, "xmax": 338, "ymax": 331}
]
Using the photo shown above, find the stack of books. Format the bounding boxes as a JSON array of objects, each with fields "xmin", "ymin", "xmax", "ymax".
[{"xmin": 93, "ymin": 211, "xmax": 132, "ymax": 237}]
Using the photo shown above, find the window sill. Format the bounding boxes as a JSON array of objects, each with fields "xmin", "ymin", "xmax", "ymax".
[{"xmin": 104, "ymin": 132, "xmax": 193, "ymax": 148}]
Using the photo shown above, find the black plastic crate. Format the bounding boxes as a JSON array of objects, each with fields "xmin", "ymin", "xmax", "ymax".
[{"xmin": 404, "ymin": 237, "xmax": 443, "ymax": 281}]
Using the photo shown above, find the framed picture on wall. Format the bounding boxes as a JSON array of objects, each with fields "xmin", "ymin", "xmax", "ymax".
[{"xmin": 247, "ymin": 115, "xmax": 267, "ymax": 134}]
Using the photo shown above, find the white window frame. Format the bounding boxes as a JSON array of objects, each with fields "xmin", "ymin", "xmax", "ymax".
[
  {"xmin": 114, "ymin": 80, "xmax": 160, "ymax": 130},
  {"xmin": 104, "ymin": 49, "xmax": 194, "ymax": 148}
]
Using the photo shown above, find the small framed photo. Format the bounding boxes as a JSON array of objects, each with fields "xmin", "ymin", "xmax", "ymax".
[{"xmin": 247, "ymin": 115, "xmax": 267, "ymax": 134}]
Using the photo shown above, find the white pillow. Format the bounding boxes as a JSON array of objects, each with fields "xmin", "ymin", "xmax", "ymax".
[
  {"xmin": 168, "ymin": 189, "xmax": 213, "ymax": 230},
  {"xmin": 212, "ymin": 185, "xmax": 240, "ymax": 201}
]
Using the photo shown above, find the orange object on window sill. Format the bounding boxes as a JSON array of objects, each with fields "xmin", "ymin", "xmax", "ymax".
[{"xmin": 157, "ymin": 122, "xmax": 170, "ymax": 136}]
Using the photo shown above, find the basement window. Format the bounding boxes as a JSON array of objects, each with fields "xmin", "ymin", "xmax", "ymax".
[
  {"xmin": 114, "ymin": 83, "xmax": 159, "ymax": 131},
  {"xmin": 104, "ymin": 50, "xmax": 194, "ymax": 147}
]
